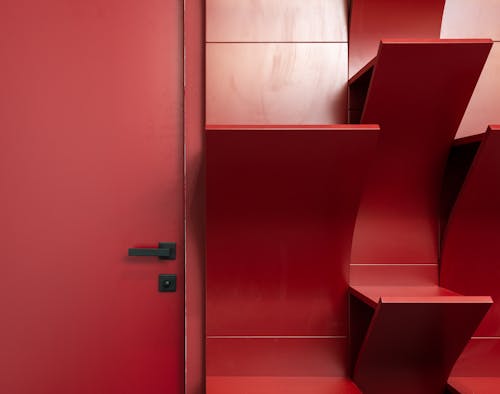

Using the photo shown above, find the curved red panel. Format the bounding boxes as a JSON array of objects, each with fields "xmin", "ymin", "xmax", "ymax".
[
  {"xmin": 441, "ymin": 126, "xmax": 500, "ymax": 337},
  {"xmin": 349, "ymin": 0, "xmax": 445, "ymax": 78},
  {"xmin": 351, "ymin": 40, "xmax": 492, "ymax": 265},
  {"xmin": 352, "ymin": 296, "xmax": 492, "ymax": 394}
]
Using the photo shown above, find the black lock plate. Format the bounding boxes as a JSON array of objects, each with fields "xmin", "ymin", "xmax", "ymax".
[{"xmin": 159, "ymin": 274, "xmax": 177, "ymax": 292}]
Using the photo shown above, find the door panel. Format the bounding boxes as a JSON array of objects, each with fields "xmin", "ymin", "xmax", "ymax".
[{"xmin": 0, "ymin": 1, "xmax": 184, "ymax": 393}]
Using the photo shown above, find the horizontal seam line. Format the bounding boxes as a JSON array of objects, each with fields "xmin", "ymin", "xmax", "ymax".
[
  {"xmin": 206, "ymin": 40, "xmax": 348, "ymax": 43},
  {"xmin": 207, "ymin": 336, "xmax": 347, "ymax": 339},
  {"xmin": 350, "ymin": 264, "xmax": 438, "ymax": 266}
]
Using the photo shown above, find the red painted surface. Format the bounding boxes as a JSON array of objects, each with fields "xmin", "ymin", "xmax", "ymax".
[
  {"xmin": 206, "ymin": 337, "xmax": 348, "ymax": 376},
  {"xmin": 206, "ymin": 376, "xmax": 361, "ymax": 394},
  {"xmin": 349, "ymin": 286, "xmax": 460, "ymax": 309},
  {"xmin": 206, "ymin": 0, "xmax": 347, "ymax": 42},
  {"xmin": 448, "ymin": 377, "xmax": 500, "ymax": 394},
  {"xmin": 352, "ymin": 295, "xmax": 492, "ymax": 394},
  {"xmin": 351, "ymin": 40, "xmax": 492, "ymax": 266},
  {"xmin": 442, "ymin": 126, "xmax": 500, "ymax": 338},
  {"xmin": 206, "ymin": 125, "xmax": 379, "ymax": 336},
  {"xmin": 348, "ymin": 0, "xmax": 445, "ymax": 78},
  {"xmin": 0, "ymin": 1, "xmax": 184, "ymax": 393},
  {"xmin": 205, "ymin": 43, "xmax": 348, "ymax": 125},
  {"xmin": 451, "ymin": 338, "xmax": 500, "ymax": 377},
  {"xmin": 184, "ymin": 1, "xmax": 206, "ymax": 394},
  {"xmin": 349, "ymin": 265, "xmax": 438, "ymax": 287},
  {"xmin": 205, "ymin": 125, "xmax": 379, "ymax": 385}
]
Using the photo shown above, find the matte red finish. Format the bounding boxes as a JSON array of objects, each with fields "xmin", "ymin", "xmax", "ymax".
[
  {"xmin": 206, "ymin": 0, "xmax": 347, "ymax": 42},
  {"xmin": 350, "ymin": 265, "xmax": 438, "ymax": 287},
  {"xmin": 349, "ymin": 286, "xmax": 460, "ymax": 309},
  {"xmin": 348, "ymin": 0, "xmax": 445, "ymax": 78},
  {"xmin": 0, "ymin": 1, "xmax": 184, "ymax": 393},
  {"xmin": 448, "ymin": 377, "xmax": 500, "ymax": 394},
  {"xmin": 448, "ymin": 338, "xmax": 500, "ymax": 393},
  {"xmin": 205, "ymin": 125, "xmax": 379, "ymax": 386},
  {"xmin": 184, "ymin": 1, "xmax": 206, "ymax": 393},
  {"xmin": 206, "ymin": 43, "xmax": 348, "ymax": 125},
  {"xmin": 206, "ymin": 377, "xmax": 361, "ymax": 394},
  {"xmin": 352, "ymin": 295, "xmax": 492, "ymax": 394},
  {"xmin": 351, "ymin": 40, "xmax": 492, "ymax": 266},
  {"xmin": 206, "ymin": 125, "xmax": 379, "ymax": 336},
  {"xmin": 441, "ymin": 127, "xmax": 500, "ymax": 337},
  {"xmin": 206, "ymin": 337, "xmax": 348, "ymax": 376},
  {"xmin": 451, "ymin": 338, "xmax": 500, "ymax": 377}
]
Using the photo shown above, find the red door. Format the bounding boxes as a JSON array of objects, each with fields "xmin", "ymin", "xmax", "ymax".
[{"xmin": 0, "ymin": 1, "xmax": 184, "ymax": 393}]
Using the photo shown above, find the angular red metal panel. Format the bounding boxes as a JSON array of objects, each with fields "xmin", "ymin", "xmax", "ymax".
[
  {"xmin": 206, "ymin": 125, "xmax": 379, "ymax": 337},
  {"xmin": 451, "ymin": 338, "xmax": 500, "ymax": 377},
  {"xmin": 351, "ymin": 40, "xmax": 492, "ymax": 265},
  {"xmin": 349, "ymin": 0, "xmax": 445, "ymax": 78},
  {"xmin": 352, "ymin": 296, "xmax": 492, "ymax": 394},
  {"xmin": 206, "ymin": 43, "xmax": 347, "ymax": 124},
  {"xmin": 206, "ymin": 0, "xmax": 347, "ymax": 42},
  {"xmin": 349, "ymin": 286, "xmax": 460, "ymax": 309},
  {"xmin": 441, "ymin": 127, "xmax": 500, "ymax": 337},
  {"xmin": 448, "ymin": 377, "xmax": 500, "ymax": 394}
]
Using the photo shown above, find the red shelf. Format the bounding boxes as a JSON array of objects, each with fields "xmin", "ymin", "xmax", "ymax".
[
  {"xmin": 207, "ymin": 376, "xmax": 362, "ymax": 394},
  {"xmin": 350, "ymin": 289, "xmax": 492, "ymax": 394}
]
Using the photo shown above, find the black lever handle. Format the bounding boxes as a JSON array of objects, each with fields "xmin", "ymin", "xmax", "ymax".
[{"xmin": 128, "ymin": 242, "xmax": 176, "ymax": 260}]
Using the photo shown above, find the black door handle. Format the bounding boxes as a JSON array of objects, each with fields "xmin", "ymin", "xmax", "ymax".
[{"xmin": 128, "ymin": 242, "xmax": 176, "ymax": 260}]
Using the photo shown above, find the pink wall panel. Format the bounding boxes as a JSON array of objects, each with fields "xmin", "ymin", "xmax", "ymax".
[
  {"xmin": 206, "ymin": 338, "xmax": 348, "ymax": 377},
  {"xmin": 206, "ymin": 0, "xmax": 347, "ymax": 42},
  {"xmin": 349, "ymin": 0, "xmax": 445, "ymax": 77},
  {"xmin": 441, "ymin": 0, "xmax": 500, "ymax": 40},
  {"xmin": 454, "ymin": 44, "xmax": 500, "ymax": 138},
  {"xmin": 206, "ymin": 43, "xmax": 347, "ymax": 124}
]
